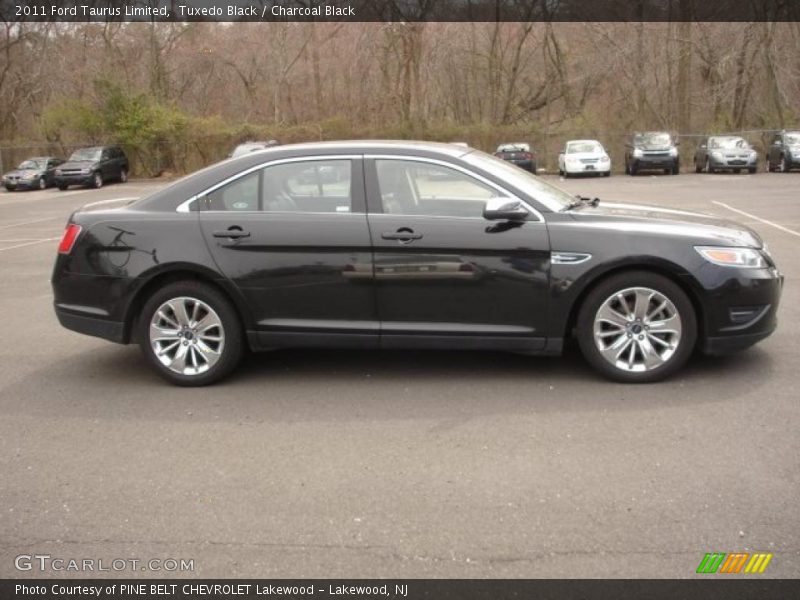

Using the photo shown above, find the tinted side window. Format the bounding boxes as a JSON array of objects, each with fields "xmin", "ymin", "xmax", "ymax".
[
  {"xmin": 375, "ymin": 159, "xmax": 498, "ymax": 218},
  {"xmin": 207, "ymin": 170, "xmax": 260, "ymax": 211},
  {"xmin": 264, "ymin": 160, "xmax": 352, "ymax": 213},
  {"xmin": 205, "ymin": 160, "xmax": 353, "ymax": 213}
]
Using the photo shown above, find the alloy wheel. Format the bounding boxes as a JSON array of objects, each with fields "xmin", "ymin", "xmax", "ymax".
[
  {"xmin": 38, "ymin": 177, "xmax": 46, "ymax": 190},
  {"xmin": 593, "ymin": 287, "xmax": 682, "ymax": 373},
  {"xmin": 149, "ymin": 296, "xmax": 225, "ymax": 376}
]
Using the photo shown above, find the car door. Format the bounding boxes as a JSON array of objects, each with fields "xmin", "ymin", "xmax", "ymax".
[
  {"xmin": 365, "ymin": 156, "xmax": 550, "ymax": 351},
  {"xmin": 198, "ymin": 156, "xmax": 378, "ymax": 349},
  {"xmin": 46, "ymin": 159, "xmax": 62, "ymax": 185}
]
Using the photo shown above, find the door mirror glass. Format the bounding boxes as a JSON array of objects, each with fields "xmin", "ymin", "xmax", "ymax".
[{"xmin": 483, "ymin": 198, "xmax": 529, "ymax": 221}]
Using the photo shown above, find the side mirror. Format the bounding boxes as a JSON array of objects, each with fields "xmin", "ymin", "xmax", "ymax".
[{"xmin": 484, "ymin": 198, "xmax": 529, "ymax": 221}]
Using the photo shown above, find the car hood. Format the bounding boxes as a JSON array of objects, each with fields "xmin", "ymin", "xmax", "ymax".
[
  {"xmin": 4, "ymin": 168, "xmax": 43, "ymax": 178},
  {"xmin": 570, "ymin": 202, "xmax": 763, "ymax": 248},
  {"xmin": 634, "ymin": 144, "xmax": 674, "ymax": 151},
  {"xmin": 59, "ymin": 160, "xmax": 98, "ymax": 170}
]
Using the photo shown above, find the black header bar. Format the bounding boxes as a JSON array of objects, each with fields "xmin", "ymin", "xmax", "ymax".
[{"xmin": 2, "ymin": 0, "xmax": 800, "ymax": 22}]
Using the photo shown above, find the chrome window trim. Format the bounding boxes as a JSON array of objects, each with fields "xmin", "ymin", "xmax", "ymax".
[
  {"xmin": 365, "ymin": 154, "xmax": 545, "ymax": 222},
  {"xmin": 175, "ymin": 155, "xmax": 361, "ymax": 214}
]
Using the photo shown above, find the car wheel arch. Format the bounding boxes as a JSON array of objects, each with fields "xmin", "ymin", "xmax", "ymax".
[
  {"xmin": 123, "ymin": 266, "xmax": 253, "ymax": 344},
  {"xmin": 560, "ymin": 262, "xmax": 706, "ymax": 346}
]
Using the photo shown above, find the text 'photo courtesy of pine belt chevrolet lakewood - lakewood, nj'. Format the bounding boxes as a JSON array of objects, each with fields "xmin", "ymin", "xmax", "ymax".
[{"xmin": 51, "ymin": 141, "xmax": 783, "ymax": 386}]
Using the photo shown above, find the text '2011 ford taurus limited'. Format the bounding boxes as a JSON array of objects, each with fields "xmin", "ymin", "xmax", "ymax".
[{"xmin": 51, "ymin": 141, "xmax": 783, "ymax": 385}]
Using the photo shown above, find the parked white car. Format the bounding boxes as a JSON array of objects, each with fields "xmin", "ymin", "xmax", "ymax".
[{"xmin": 558, "ymin": 139, "xmax": 611, "ymax": 177}]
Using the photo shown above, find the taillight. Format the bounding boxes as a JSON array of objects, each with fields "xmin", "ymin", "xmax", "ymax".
[
  {"xmin": 523, "ymin": 152, "xmax": 533, "ymax": 159},
  {"xmin": 58, "ymin": 224, "xmax": 82, "ymax": 254}
]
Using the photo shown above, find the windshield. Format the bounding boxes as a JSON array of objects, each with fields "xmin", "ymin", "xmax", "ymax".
[
  {"xmin": 69, "ymin": 148, "xmax": 102, "ymax": 161},
  {"xmin": 567, "ymin": 141, "xmax": 602, "ymax": 154},
  {"xmin": 463, "ymin": 150, "xmax": 575, "ymax": 212},
  {"xmin": 17, "ymin": 159, "xmax": 45, "ymax": 170},
  {"xmin": 709, "ymin": 137, "xmax": 748, "ymax": 150},
  {"xmin": 634, "ymin": 132, "xmax": 672, "ymax": 146},
  {"xmin": 785, "ymin": 133, "xmax": 800, "ymax": 145}
]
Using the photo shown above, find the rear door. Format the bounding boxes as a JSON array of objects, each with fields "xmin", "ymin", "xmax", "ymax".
[
  {"xmin": 198, "ymin": 156, "xmax": 378, "ymax": 349},
  {"xmin": 365, "ymin": 156, "xmax": 551, "ymax": 351}
]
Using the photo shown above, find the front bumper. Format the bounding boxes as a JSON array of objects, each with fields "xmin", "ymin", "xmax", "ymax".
[
  {"xmin": 709, "ymin": 156, "xmax": 757, "ymax": 170},
  {"xmin": 698, "ymin": 266, "xmax": 783, "ymax": 355},
  {"xmin": 3, "ymin": 178, "xmax": 39, "ymax": 190},
  {"xmin": 55, "ymin": 173, "xmax": 94, "ymax": 186},
  {"xmin": 564, "ymin": 162, "xmax": 610, "ymax": 174},
  {"xmin": 631, "ymin": 155, "xmax": 678, "ymax": 170}
]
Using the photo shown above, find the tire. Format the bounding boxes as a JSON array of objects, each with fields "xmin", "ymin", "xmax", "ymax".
[
  {"xmin": 779, "ymin": 156, "xmax": 787, "ymax": 173},
  {"xmin": 92, "ymin": 172, "xmax": 103, "ymax": 189},
  {"xmin": 58, "ymin": 184, "xmax": 68, "ymax": 191},
  {"xmin": 672, "ymin": 164, "xmax": 680, "ymax": 175},
  {"xmin": 629, "ymin": 162, "xmax": 637, "ymax": 176},
  {"xmin": 38, "ymin": 177, "xmax": 47, "ymax": 190},
  {"xmin": 602, "ymin": 171, "xmax": 610, "ymax": 177},
  {"xmin": 4, "ymin": 185, "xmax": 13, "ymax": 192},
  {"xmin": 694, "ymin": 160, "xmax": 702, "ymax": 174},
  {"xmin": 137, "ymin": 280, "xmax": 244, "ymax": 386},
  {"xmin": 120, "ymin": 168, "xmax": 128, "ymax": 183},
  {"xmin": 576, "ymin": 271, "xmax": 697, "ymax": 383},
  {"xmin": 748, "ymin": 167, "xmax": 756, "ymax": 174},
  {"xmin": 705, "ymin": 158, "xmax": 713, "ymax": 174}
]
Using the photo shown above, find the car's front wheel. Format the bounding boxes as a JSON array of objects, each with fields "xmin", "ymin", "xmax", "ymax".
[
  {"xmin": 92, "ymin": 172, "xmax": 103, "ymax": 188},
  {"xmin": 138, "ymin": 281, "xmax": 244, "ymax": 386},
  {"xmin": 38, "ymin": 177, "xmax": 47, "ymax": 190},
  {"xmin": 120, "ymin": 168, "xmax": 128, "ymax": 183},
  {"xmin": 576, "ymin": 272, "xmax": 696, "ymax": 383}
]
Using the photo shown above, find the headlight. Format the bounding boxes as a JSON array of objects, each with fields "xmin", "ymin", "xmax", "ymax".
[
  {"xmin": 749, "ymin": 151, "xmax": 757, "ymax": 159},
  {"xmin": 79, "ymin": 168, "xmax": 91, "ymax": 174},
  {"xmin": 55, "ymin": 169, "xmax": 62, "ymax": 175},
  {"xmin": 711, "ymin": 151, "xmax": 723, "ymax": 160},
  {"xmin": 566, "ymin": 157, "xmax": 579, "ymax": 164},
  {"xmin": 695, "ymin": 246, "xmax": 767, "ymax": 268},
  {"xmin": 600, "ymin": 155, "xmax": 610, "ymax": 162},
  {"xmin": 669, "ymin": 147, "xmax": 678, "ymax": 157},
  {"xmin": 633, "ymin": 148, "xmax": 643, "ymax": 158}
]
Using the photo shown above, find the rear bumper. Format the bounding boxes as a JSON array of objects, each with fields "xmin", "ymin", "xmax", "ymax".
[{"xmin": 55, "ymin": 306, "xmax": 126, "ymax": 344}]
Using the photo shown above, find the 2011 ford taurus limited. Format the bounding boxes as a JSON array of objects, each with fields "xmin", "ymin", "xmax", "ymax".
[{"xmin": 51, "ymin": 141, "xmax": 783, "ymax": 385}]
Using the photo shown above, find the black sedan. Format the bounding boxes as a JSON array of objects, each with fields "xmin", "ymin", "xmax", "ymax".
[
  {"xmin": 52, "ymin": 141, "xmax": 783, "ymax": 386},
  {"xmin": 3, "ymin": 157, "xmax": 63, "ymax": 191}
]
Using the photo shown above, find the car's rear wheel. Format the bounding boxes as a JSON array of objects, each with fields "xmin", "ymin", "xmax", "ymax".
[
  {"xmin": 138, "ymin": 281, "xmax": 244, "ymax": 386},
  {"xmin": 576, "ymin": 271, "xmax": 696, "ymax": 383}
]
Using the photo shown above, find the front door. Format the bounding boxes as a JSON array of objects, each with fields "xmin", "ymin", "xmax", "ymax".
[
  {"xmin": 199, "ymin": 157, "xmax": 378, "ymax": 349},
  {"xmin": 365, "ymin": 157, "xmax": 550, "ymax": 351}
]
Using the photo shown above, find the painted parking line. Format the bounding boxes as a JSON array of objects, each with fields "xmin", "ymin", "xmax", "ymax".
[
  {"xmin": 712, "ymin": 201, "xmax": 800, "ymax": 239},
  {"xmin": 0, "ymin": 236, "xmax": 60, "ymax": 252},
  {"xmin": 0, "ymin": 216, "xmax": 61, "ymax": 230}
]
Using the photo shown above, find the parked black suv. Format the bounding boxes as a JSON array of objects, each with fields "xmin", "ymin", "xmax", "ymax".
[
  {"xmin": 624, "ymin": 132, "xmax": 679, "ymax": 175},
  {"xmin": 766, "ymin": 130, "xmax": 800, "ymax": 172},
  {"xmin": 55, "ymin": 145, "xmax": 129, "ymax": 190}
]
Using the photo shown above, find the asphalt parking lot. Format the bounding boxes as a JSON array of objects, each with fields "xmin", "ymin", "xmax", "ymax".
[{"xmin": 0, "ymin": 172, "xmax": 798, "ymax": 579}]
